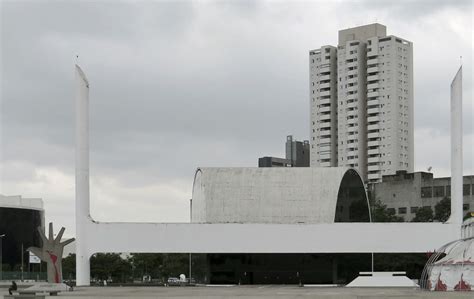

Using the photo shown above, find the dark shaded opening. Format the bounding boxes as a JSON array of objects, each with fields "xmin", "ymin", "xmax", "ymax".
[
  {"xmin": 207, "ymin": 253, "xmax": 371, "ymax": 284},
  {"xmin": 335, "ymin": 169, "xmax": 370, "ymax": 222}
]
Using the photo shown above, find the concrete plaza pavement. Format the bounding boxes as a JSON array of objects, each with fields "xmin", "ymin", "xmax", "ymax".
[{"xmin": 2, "ymin": 285, "xmax": 473, "ymax": 298}]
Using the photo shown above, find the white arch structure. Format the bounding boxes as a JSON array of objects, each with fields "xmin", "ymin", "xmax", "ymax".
[
  {"xmin": 74, "ymin": 65, "xmax": 464, "ymax": 286},
  {"xmin": 191, "ymin": 167, "xmax": 371, "ymax": 223}
]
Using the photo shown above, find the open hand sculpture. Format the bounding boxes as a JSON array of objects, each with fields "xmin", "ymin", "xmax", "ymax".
[{"xmin": 27, "ymin": 222, "xmax": 75, "ymax": 283}]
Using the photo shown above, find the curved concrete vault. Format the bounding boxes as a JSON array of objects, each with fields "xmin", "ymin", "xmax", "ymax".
[{"xmin": 192, "ymin": 167, "xmax": 370, "ymax": 224}]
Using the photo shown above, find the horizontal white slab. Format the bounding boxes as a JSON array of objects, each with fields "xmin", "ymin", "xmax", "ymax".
[{"xmin": 84, "ymin": 221, "xmax": 460, "ymax": 255}]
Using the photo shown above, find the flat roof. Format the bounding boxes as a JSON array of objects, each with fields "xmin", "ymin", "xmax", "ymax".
[{"xmin": 0, "ymin": 194, "xmax": 44, "ymax": 211}]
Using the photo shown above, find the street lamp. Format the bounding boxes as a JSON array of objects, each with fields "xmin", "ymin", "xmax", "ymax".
[{"xmin": 0, "ymin": 234, "xmax": 5, "ymax": 281}]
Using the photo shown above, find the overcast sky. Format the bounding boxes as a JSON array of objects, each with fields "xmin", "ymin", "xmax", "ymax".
[{"xmin": 0, "ymin": 0, "xmax": 472, "ymax": 237}]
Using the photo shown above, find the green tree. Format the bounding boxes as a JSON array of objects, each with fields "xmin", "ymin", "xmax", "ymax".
[
  {"xmin": 464, "ymin": 211, "xmax": 474, "ymax": 220},
  {"xmin": 161, "ymin": 253, "xmax": 190, "ymax": 279},
  {"xmin": 129, "ymin": 253, "xmax": 209, "ymax": 283},
  {"xmin": 434, "ymin": 197, "xmax": 451, "ymax": 222},
  {"xmin": 411, "ymin": 206, "xmax": 434, "ymax": 222},
  {"xmin": 371, "ymin": 199, "xmax": 404, "ymax": 222},
  {"xmin": 128, "ymin": 253, "xmax": 188, "ymax": 281},
  {"xmin": 90, "ymin": 253, "xmax": 132, "ymax": 283},
  {"xmin": 129, "ymin": 253, "xmax": 164, "ymax": 281},
  {"xmin": 62, "ymin": 253, "xmax": 76, "ymax": 280}
]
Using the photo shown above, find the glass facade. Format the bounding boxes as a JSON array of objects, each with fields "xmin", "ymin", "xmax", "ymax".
[{"xmin": 0, "ymin": 207, "xmax": 43, "ymax": 268}]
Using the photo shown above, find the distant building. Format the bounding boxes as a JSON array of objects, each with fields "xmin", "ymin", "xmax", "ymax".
[
  {"xmin": 258, "ymin": 156, "xmax": 291, "ymax": 167},
  {"xmin": 310, "ymin": 23, "xmax": 414, "ymax": 183},
  {"xmin": 0, "ymin": 194, "xmax": 45, "ymax": 269},
  {"xmin": 369, "ymin": 171, "xmax": 474, "ymax": 221},
  {"xmin": 258, "ymin": 135, "xmax": 309, "ymax": 167},
  {"xmin": 286, "ymin": 135, "xmax": 310, "ymax": 167}
]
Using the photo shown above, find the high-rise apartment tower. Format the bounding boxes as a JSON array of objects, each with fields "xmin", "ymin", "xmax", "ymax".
[{"xmin": 310, "ymin": 24, "xmax": 414, "ymax": 183}]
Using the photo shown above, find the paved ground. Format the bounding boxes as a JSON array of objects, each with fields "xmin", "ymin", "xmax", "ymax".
[{"xmin": 2, "ymin": 285, "xmax": 473, "ymax": 298}]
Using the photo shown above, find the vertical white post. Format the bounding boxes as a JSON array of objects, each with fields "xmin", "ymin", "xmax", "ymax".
[
  {"xmin": 75, "ymin": 65, "xmax": 91, "ymax": 286},
  {"xmin": 449, "ymin": 66, "xmax": 463, "ymax": 226},
  {"xmin": 189, "ymin": 198, "xmax": 192, "ymax": 283}
]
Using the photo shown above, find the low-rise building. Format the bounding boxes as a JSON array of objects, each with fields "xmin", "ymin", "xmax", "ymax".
[
  {"xmin": 370, "ymin": 171, "xmax": 474, "ymax": 221},
  {"xmin": 258, "ymin": 135, "xmax": 309, "ymax": 167},
  {"xmin": 258, "ymin": 156, "xmax": 291, "ymax": 167}
]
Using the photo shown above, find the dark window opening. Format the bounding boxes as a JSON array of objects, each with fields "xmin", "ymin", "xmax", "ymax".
[
  {"xmin": 334, "ymin": 169, "xmax": 370, "ymax": 222},
  {"xmin": 463, "ymin": 184, "xmax": 471, "ymax": 196},
  {"xmin": 433, "ymin": 186, "xmax": 444, "ymax": 197},
  {"xmin": 421, "ymin": 187, "xmax": 432, "ymax": 198}
]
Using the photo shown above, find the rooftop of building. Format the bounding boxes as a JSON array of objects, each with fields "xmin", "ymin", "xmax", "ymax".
[
  {"xmin": 375, "ymin": 170, "xmax": 474, "ymax": 184},
  {"xmin": 338, "ymin": 23, "xmax": 387, "ymax": 45},
  {"xmin": 0, "ymin": 194, "xmax": 44, "ymax": 211}
]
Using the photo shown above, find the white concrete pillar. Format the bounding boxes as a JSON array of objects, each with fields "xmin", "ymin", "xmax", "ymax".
[
  {"xmin": 75, "ymin": 65, "xmax": 91, "ymax": 286},
  {"xmin": 449, "ymin": 66, "xmax": 463, "ymax": 226}
]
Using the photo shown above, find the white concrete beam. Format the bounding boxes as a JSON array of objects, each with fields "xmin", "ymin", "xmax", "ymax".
[{"xmin": 84, "ymin": 221, "xmax": 460, "ymax": 255}]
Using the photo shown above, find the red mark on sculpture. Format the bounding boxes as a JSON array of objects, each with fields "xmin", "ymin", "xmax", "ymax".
[
  {"xmin": 47, "ymin": 251, "xmax": 60, "ymax": 283},
  {"xmin": 454, "ymin": 274, "xmax": 471, "ymax": 291},
  {"xmin": 434, "ymin": 273, "xmax": 447, "ymax": 291}
]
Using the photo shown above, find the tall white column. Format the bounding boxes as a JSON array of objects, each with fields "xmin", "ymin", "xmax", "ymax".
[
  {"xmin": 449, "ymin": 66, "xmax": 463, "ymax": 225},
  {"xmin": 75, "ymin": 65, "xmax": 91, "ymax": 286}
]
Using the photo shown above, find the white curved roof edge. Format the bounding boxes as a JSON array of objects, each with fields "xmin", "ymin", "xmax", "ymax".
[
  {"xmin": 194, "ymin": 166, "xmax": 355, "ymax": 172},
  {"xmin": 193, "ymin": 167, "xmax": 365, "ymax": 186},
  {"xmin": 0, "ymin": 194, "xmax": 44, "ymax": 211}
]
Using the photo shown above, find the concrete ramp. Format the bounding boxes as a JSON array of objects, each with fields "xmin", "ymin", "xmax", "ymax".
[{"xmin": 346, "ymin": 272, "xmax": 418, "ymax": 288}]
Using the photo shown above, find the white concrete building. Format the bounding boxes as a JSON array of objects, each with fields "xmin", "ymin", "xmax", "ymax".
[
  {"xmin": 309, "ymin": 23, "xmax": 414, "ymax": 183},
  {"xmin": 309, "ymin": 46, "xmax": 338, "ymax": 167},
  {"xmin": 191, "ymin": 167, "xmax": 370, "ymax": 224}
]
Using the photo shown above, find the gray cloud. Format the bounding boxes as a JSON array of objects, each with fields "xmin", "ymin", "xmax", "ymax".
[
  {"xmin": 353, "ymin": 0, "xmax": 472, "ymax": 19},
  {"xmin": 1, "ymin": 0, "xmax": 472, "ymax": 234}
]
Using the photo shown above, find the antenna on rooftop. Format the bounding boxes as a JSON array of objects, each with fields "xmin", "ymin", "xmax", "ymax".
[{"xmin": 427, "ymin": 166, "xmax": 432, "ymax": 172}]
